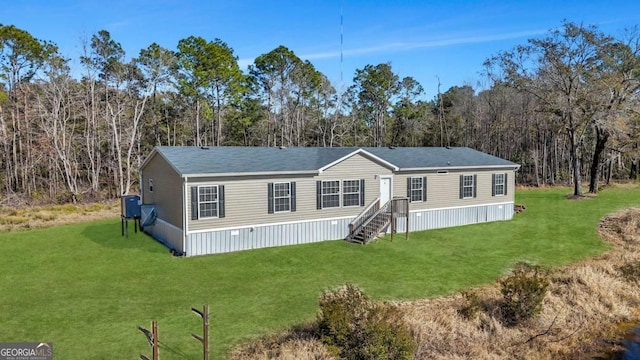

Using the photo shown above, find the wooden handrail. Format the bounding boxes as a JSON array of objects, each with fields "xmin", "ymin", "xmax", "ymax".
[
  {"xmin": 347, "ymin": 197, "xmax": 410, "ymax": 244},
  {"xmin": 357, "ymin": 200, "xmax": 393, "ymax": 243},
  {"xmin": 348, "ymin": 197, "xmax": 380, "ymax": 237}
]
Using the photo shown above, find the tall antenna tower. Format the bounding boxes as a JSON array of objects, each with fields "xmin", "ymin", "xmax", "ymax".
[{"xmin": 340, "ymin": 3, "xmax": 344, "ymax": 83}]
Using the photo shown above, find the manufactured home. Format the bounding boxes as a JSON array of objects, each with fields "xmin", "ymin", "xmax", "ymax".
[{"xmin": 139, "ymin": 146, "xmax": 519, "ymax": 256}]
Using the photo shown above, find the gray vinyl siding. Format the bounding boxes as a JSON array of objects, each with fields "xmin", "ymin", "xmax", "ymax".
[
  {"xmin": 187, "ymin": 175, "xmax": 314, "ymax": 231},
  {"xmin": 141, "ymin": 153, "xmax": 183, "ymax": 228},
  {"xmin": 394, "ymin": 169, "xmax": 515, "ymax": 211},
  {"xmin": 187, "ymin": 153, "xmax": 394, "ymax": 231}
]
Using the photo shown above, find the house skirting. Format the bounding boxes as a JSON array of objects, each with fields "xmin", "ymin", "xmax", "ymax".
[
  {"xmin": 143, "ymin": 218, "xmax": 184, "ymax": 253},
  {"xmin": 185, "ymin": 217, "xmax": 354, "ymax": 257},
  {"xmin": 395, "ymin": 202, "xmax": 514, "ymax": 232},
  {"xmin": 177, "ymin": 202, "xmax": 514, "ymax": 256}
]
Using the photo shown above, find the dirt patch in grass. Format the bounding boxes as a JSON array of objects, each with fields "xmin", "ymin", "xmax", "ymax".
[
  {"xmin": 229, "ymin": 208, "xmax": 640, "ymax": 359},
  {"xmin": 0, "ymin": 201, "xmax": 119, "ymax": 232},
  {"xmin": 514, "ymin": 204, "xmax": 527, "ymax": 213},
  {"xmin": 565, "ymin": 192, "xmax": 598, "ymax": 200}
]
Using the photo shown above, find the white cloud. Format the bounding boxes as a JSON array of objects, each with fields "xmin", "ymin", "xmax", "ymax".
[
  {"xmin": 335, "ymin": 29, "xmax": 547, "ymax": 58},
  {"xmin": 237, "ymin": 29, "xmax": 546, "ymax": 69}
]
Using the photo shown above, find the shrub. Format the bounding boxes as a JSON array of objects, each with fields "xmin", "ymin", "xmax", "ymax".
[
  {"xmin": 458, "ymin": 290, "xmax": 482, "ymax": 319},
  {"xmin": 499, "ymin": 262, "xmax": 549, "ymax": 326},
  {"xmin": 317, "ymin": 283, "xmax": 416, "ymax": 360}
]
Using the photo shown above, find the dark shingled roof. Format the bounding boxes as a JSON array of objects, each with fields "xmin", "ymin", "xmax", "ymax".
[
  {"xmin": 361, "ymin": 147, "xmax": 516, "ymax": 169},
  {"xmin": 150, "ymin": 146, "xmax": 518, "ymax": 176}
]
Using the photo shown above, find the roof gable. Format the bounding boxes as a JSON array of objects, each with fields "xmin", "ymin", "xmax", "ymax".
[{"xmin": 318, "ymin": 148, "xmax": 399, "ymax": 173}]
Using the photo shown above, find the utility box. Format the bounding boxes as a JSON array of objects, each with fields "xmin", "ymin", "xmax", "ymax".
[{"xmin": 121, "ymin": 195, "xmax": 141, "ymax": 219}]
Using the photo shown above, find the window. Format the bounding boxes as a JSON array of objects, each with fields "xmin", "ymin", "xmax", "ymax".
[
  {"xmin": 268, "ymin": 182, "xmax": 296, "ymax": 213},
  {"xmin": 316, "ymin": 179, "xmax": 365, "ymax": 209},
  {"xmin": 343, "ymin": 180, "xmax": 361, "ymax": 207},
  {"xmin": 321, "ymin": 180, "xmax": 341, "ymax": 208},
  {"xmin": 460, "ymin": 175, "xmax": 476, "ymax": 199},
  {"xmin": 493, "ymin": 173, "xmax": 507, "ymax": 196},
  {"xmin": 191, "ymin": 185, "xmax": 225, "ymax": 220},
  {"xmin": 149, "ymin": 178, "xmax": 153, "ymax": 192},
  {"xmin": 198, "ymin": 186, "xmax": 218, "ymax": 218},
  {"xmin": 273, "ymin": 182, "xmax": 291, "ymax": 212},
  {"xmin": 408, "ymin": 177, "xmax": 425, "ymax": 202}
]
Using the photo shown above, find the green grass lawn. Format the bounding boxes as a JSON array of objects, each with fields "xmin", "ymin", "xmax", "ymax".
[{"xmin": 0, "ymin": 186, "xmax": 638, "ymax": 359}]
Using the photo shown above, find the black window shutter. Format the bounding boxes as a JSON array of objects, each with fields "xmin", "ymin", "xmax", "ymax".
[
  {"xmin": 422, "ymin": 176, "xmax": 427, "ymax": 201},
  {"xmin": 473, "ymin": 175, "xmax": 478, "ymax": 198},
  {"xmin": 191, "ymin": 186, "xmax": 199, "ymax": 220},
  {"xmin": 407, "ymin": 177, "xmax": 412, "ymax": 201},
  {"xmin": 291, "ymin": 182, "xmax": 296, "ymax": 212},
  {"xmin": 316, "ymin": 181, "xmax": 322, "ymax": 209},
  {"xmin": 267, "ymin": 183, "xmax": 274, "ymax": 214},
  {"xmin": 459, "ymin": 175, "xmax": 464, "ymax": 199},
  {"xmin": 360, "ymin": 179, "xmax": 365, "ymax": 206},
  {"xmin": 504, "ymin": 173, "xmax": 508, "ymax": 195},
  {"xmin": 218, "ymin": 185, "xmax": 225, "ymax": 218},
  {"xmin": 492, "ymin": 173, "xmax": 496, "ymax": 197}
]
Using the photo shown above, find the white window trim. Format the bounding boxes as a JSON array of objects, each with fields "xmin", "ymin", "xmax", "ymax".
[
  {"xmin": 410, "ymin": 177, "xmax": 424, "ymax": 203},
  {"xmin": 462, "ymin": 175, "xmax": 474, "ymax": 199},
  {"xmin": 273, "ymin": 182, "xmax": 292, "ymax": 213},
  {"xmin": 342, "ymin": 179, "xmax": 362, "ymax": 207},
  {"xmin": 321, "ymin": 180, "xmax": 341, "ymax": 208},
  {"xmin": 198, "ymin": 185, "xmax": 219, "ymax": 219},
  {"xmin": 494, "ymin": 173, "xmax": 506, "ymax": 196},
  {"xmin": 321, "ymin": 179, "xmax": 363, "ymax": 208}
]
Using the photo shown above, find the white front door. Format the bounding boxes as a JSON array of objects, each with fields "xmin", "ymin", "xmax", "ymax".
[{"xmin": 379, "ymin": 176, "xmax": 392, "ymax": 204}]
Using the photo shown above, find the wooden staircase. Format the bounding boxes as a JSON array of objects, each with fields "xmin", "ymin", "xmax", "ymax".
[{"xmin": 347, "ymin": 197, "xmax": 409, "ymax": 245}]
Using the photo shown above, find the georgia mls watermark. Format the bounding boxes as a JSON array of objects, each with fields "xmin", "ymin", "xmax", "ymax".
[{"xmin": 0, "ymin": 343, "xmax": 53, "ymax": 360}]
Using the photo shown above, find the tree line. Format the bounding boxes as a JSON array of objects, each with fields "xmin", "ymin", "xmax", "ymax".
[{"xmin": 0, "ymin": 21, "xmax": 638, "ymax": 204}]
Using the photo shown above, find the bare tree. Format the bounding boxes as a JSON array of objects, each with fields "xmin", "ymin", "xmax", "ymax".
[
  {"xmin": 488, "ymin": 22, "xmax": 613, "ymax": 196},
  {"xmin": 34, "ymin": 52, "xmax": 80, "ymax": 200},
  {"xmin": 586, "ymin": 28, "xmax": 640, "ymax": 192}
]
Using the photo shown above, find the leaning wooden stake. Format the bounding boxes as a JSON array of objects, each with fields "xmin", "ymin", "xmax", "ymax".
[
  {"xmin": 138, "ymin": 320, "xmax": 158, "ymax": 360},
  {"xmin": 192, "ymin": 305, "xmax": 209, "ymax": 360}
]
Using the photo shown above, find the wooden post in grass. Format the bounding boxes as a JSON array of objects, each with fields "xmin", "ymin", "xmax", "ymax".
[
  {"xmin": 152, "ymin": 321, "xmax": 158, "ymax": 360},
  {"xmin": 191, "ymin": 305, "xmax": 209, "ymax": 360},
  {"xmin": 390, "ymin": 201, "xmax": 395, "ymax": 242},
  {"xmin": 405, "ymin": 198, "xmax": 409, "ymax": 241},
  {"xmin": 138, "ymin": 321, "xmax": 158, "ymax": 360}
]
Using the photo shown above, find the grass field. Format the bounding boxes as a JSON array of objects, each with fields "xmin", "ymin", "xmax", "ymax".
[{"xmin": 0, "ymin": 186, "xmax": 639, "ymax": 359}]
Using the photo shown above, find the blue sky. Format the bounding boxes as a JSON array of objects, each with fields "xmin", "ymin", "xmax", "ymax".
[{"xmin": 2, "ymin": 0, "xmax": 639, "ymax": 99}]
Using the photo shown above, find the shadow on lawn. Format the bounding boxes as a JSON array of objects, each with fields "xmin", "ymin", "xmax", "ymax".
[{"xmin": 81, "ymin": 220, "xmax": 167, "ymax": 254}]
